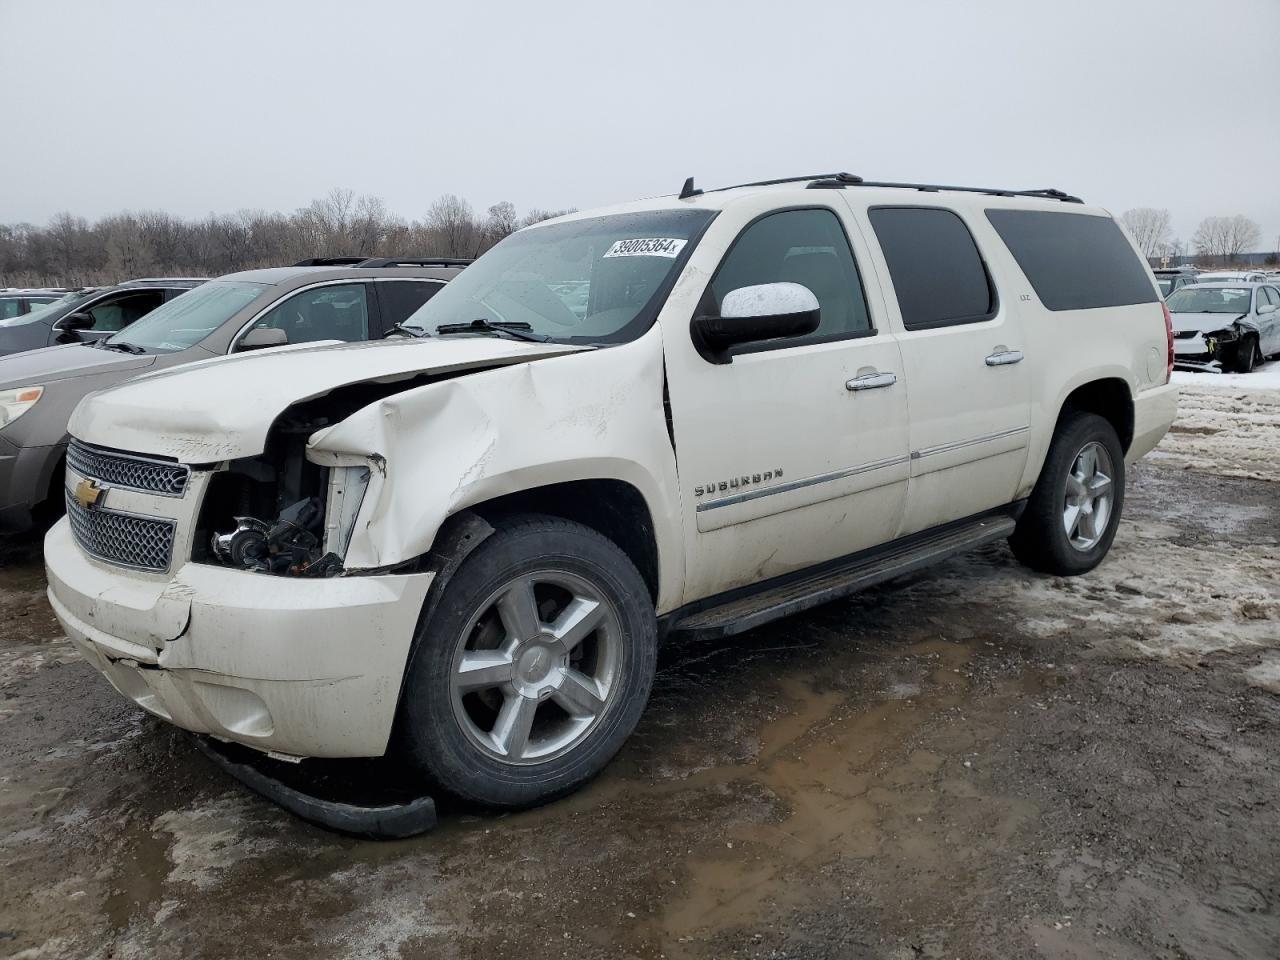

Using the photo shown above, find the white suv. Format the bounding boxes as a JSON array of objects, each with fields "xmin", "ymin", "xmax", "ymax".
[{"xmin": 45, "ymin": 173, "xmax": 1178, "ymax": 811}]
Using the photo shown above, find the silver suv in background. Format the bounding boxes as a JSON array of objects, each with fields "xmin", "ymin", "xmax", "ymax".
[
  {"xmin": 0, "ymin": 289, "xmax": 68, "ymax": 322},
  {"xmin": 0, "ymin": 279, "xmax": 207, "ymax": 356},
  {"xmin": 0, "ymin": 259, "xmax": 465, "ymax": 532}
]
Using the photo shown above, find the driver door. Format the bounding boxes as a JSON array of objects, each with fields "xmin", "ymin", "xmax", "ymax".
[{"xmin": 663, "ymin": 199, "xmax": 910, "ymax": 603}]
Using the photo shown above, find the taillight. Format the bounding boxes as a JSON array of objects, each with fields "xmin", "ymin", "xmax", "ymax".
[{"xmin": 1162, "ymin": 301, "xmax": 1174, "ymax": 383}]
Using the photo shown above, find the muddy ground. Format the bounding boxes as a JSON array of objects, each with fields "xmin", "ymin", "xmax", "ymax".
[{"xmin": 1, "ymin": 384, "xmax": 1277, "ymax": 960}]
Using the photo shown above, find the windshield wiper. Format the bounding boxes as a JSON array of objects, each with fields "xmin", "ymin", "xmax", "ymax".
[
  {"xmin": 94, "ymin": 339, "xmax": 145, "ymax": 354},
  {"xmin": 389, "ymin": 322, "xmax": 427, "ymax": 338},
  {"xmin": 435, "ymin": 319, "xmax": 551, "ymax": 343}
]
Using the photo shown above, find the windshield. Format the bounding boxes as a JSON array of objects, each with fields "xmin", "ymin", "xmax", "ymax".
[
  {"xmin": 109, "ymin": 281, "xmax": 266, "ymax": 353},
  {"xmin": 401, "ymin": 209, "xmax": 715, "ymax": 343},
  {"xmin": 0, "ymin": 290, "xmax": 93, "ymax": 327},
  {"xmin": 1166, "ymin": 286, "xmax": 1252, "ymax": 314}
]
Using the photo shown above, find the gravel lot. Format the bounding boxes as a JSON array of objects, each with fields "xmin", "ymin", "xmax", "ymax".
[{"xmin": 1, "ymin": 380, "xmax": 1277, "ymax": 960}]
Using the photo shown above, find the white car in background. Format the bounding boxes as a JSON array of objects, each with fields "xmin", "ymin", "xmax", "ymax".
[
  {"xmin": 1168, "ymin": 281, "xmax": 1280, "ymax": 372},
  {"xmin": 1196, "ymin": 270, "xmax": 1270, "ymax": 284}
]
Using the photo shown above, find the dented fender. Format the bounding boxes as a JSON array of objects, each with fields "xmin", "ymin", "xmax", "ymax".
[{"xmin": 306, "ymin": 327, "xmax": 686, "ymax": 611}]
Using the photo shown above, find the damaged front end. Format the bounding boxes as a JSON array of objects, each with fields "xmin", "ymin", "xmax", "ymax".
[
  {"xmin": 1202, "ymin": 319, "xmax": 1254, "ymax": 366},
  {"xmin": 197, "ymin": 402, "xmax": 375, "ymax": 578}
]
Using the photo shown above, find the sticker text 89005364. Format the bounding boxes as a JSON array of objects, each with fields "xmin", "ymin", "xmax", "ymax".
[{"xmin": 602, "ymin": 238, "xmax": 687, "ymax": 259}]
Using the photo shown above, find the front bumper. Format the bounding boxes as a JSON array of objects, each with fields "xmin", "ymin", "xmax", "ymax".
[
  {"xmin": 0, "ymin": 436, "xmax": 63, "ymax": 533},
  {"xmin": 45, "ymin": 518, "xmax": 434, "ymax": 758},
  {"xmin": 1128, "ymin": 382, "xmax": 1178, "ymax": 463}
]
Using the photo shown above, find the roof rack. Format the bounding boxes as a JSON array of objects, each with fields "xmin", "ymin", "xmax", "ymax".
[
  {"xmin": 677, "ymin": 172, "xmax": 1082, "ymax": 204},
  {"xmin": 293, "ymin": 257, "xmax": 368, "ymax": 267},
  {"xmin": 355, "ymin": 257, "xmax": 472, "ymax": 269}
]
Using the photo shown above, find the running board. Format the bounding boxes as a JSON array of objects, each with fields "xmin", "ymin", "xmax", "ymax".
[{"xmin": 668, "ymin": 514, "xmax": 1017, "ymax": 641}]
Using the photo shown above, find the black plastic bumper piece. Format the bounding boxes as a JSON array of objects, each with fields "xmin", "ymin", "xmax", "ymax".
[{"xmin": 192, "ymin": 736, "xmax": 437, "ymax": 840}]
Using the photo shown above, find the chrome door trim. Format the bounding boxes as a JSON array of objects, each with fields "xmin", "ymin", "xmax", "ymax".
[
  {"xmin": 696, "ymin": 454, "xmax": 910, "ymax": 512},
  {"xmin": 911, "ymin": 424, "xmax": 1029, "ymax": 460}
]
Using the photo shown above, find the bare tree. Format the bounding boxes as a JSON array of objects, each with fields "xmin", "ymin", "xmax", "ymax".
[
  {"xmin": 425, "ymin": 194, "xmax": 478, "ymax": 258},
  {"xmin": 1192, "ymin": 217, "xmax": 1231, "ymax": 257},
  {"xmin": 520, "ymin": 207, "xmax": 577, "ymax": 228},
  {"xmin": 1193, "ymin": 215, "xmax": 1262, "ymax": 260},
  {"xmin": 1120, "ymin": 208, "xmax": 1172, "ymax": 257},
  {"xmin": 1222, "ymin": 215, "xmax": 1261, "ymax": 258},
  {"xmin": 1, "ymin": 192, "xmax": 578, "ymax": 285},
  {"xmin": 481, "ymin": 201, "xmax": 519, "ymax": 250}
]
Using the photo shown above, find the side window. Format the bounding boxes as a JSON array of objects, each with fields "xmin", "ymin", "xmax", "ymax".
[
  {"xmin": 377, "ymin": 280, "xmax": 444, "ymax": 327},
  {"xmin": 86, "ymin": 291, "xmax": 165, "ymax": 331},
  {"xmin": 868, "ymin": 207, "xmax": 995, "ymax": 330},
  {"xmin": 0, "ymin": 299, "xmax": 21, "ymax": 320},
  {"xmin": 709, "ymin": 208, "xmax": 872, "ymax": 348},
  {"xmin": 1263, "ymin": 286, "xmax": 1279, "ymax": 307},
  {"xmin": 250, "ymin": 284, "xmax": 369, "ymax": 344}
]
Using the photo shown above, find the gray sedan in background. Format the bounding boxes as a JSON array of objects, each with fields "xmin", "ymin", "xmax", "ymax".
[{"xmin": 0, "ymin": 259, "xmax": 465, "ymax": 532}]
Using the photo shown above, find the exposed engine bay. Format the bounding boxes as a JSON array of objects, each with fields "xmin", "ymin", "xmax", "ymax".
[
  {"xmin": 210, "ymin": 496, "xmax": 343, "ymax": 577},
  {"xmin": 195, "ymin": 394, "xmax": 376, "ymax": 577}
]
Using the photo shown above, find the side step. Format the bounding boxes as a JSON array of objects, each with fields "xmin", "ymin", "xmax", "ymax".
[{"xmin": 669, "ymin": 514, "xmax": 1017, "ymax": 641}]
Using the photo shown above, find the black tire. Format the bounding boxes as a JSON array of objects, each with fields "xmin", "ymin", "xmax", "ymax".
[
  {"xmin": 1229, "ymin": 336, "xmax": 1260, "ymax": 374},
  {"xmin": 395, "ymin": 514, "xmax": 657, "ymax": 810},
  {"xmin": 1009, "ymin": 412, "xmax": 1125, "ymax": 576}
]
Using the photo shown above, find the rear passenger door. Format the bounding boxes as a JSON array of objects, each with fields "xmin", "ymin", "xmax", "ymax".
[
  {"xmin": 373, "ymin": 278, "xmax": 446, "ymax": 333},
  {"xmin": 861, "ymin": 204, "xmax": 1031, "ymax": 536}
]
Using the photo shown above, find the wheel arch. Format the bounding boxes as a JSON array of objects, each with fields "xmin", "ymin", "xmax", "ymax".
[
  {"xmin": 1055, "ymin": 377, "xmax": 1135, "ymax": 453},
  {"xmin": 457, "ymin": 478, "xmax": 662, "ymax": 605}
]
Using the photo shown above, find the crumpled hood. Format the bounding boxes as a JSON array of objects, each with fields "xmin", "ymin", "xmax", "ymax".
[
  {"xmin": 0, "ymin": 342, "xmax": 155, "ymax": 388},
  {"xmin": 68, "ymin": 336, "xmax": 589, "ymax": 462},
  {"xmin": 1170, "ymin": 311, "xmax": 1250, "ymax": 334}
]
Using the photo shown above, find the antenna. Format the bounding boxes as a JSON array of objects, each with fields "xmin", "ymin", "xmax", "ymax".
[{"xmin": 678, "ymin": 177, "xmax": 702, "ymax": 200}]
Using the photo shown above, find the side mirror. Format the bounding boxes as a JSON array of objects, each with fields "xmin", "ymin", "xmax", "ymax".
[
  {"xmin": 691, "ymin": 282, "xmax": 820, "ymax": 361},
  {"xmin": 238, "ymin": 327, "xmax": 289, "ymax": 351},
  {"xmin": 1258, "ymin": 304, "xmax": 1277, "ymax": 316},
  {"xmin": 55, "ymin": 312, "xmax": 95, "ymax": 332}
]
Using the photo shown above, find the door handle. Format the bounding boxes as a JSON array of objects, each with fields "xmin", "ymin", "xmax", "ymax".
[
  {"xmin": 846, "ymin": 371, "xmax": 898, "ymax": 391},
  {"xmin": 985, "ymin": 350, "xmax": 1024, "ymax": 366}
]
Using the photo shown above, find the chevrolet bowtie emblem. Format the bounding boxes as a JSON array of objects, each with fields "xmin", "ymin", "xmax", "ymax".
[{"xmin": 74, "ymin": 478, "xmax": 105, "ymax": 510}]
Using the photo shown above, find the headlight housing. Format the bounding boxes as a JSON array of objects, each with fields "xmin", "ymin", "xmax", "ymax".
[{"xmin": 0, "ymin": 386, "xmax": 43, "ymax": 428}]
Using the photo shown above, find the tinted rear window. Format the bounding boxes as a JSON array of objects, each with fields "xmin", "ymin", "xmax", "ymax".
[
  {"xmin": 868, "ymin": 207, "xmax": 995, "ymax": 330},
  {"xmin": 985, "ymin": 209, "xmax": 1157, "ymax": 311}
]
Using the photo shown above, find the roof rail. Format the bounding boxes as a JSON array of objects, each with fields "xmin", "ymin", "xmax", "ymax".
[
  {"xmin": 293, "ymin": 257, "xmax": 368, "ymax": 267},
  {"xmin": 355, "ymin": 257, "xmax": 472, "ymax": 269},
  {"xmin": 677, "ymin": 172, "xmax": 1082, "ymax": 204}
]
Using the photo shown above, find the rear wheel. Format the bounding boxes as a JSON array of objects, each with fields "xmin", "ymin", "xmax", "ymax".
[
  {"xmin": 1010, "ymin": 412, "xmax": 1125, "ymax": 576},
  {"xmin": 395, "ymin": 514, "xmax": 657, "ymax": 810}
]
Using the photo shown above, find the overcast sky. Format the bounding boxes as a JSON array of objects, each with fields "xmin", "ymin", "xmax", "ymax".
[{"xmin": 2, "ymin": 0, "xmax": 1278, "ymax": 249}]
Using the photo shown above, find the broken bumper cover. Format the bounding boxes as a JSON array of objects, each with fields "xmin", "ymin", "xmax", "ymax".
[{"xmin": 44, "ymin": 518, "xmax": 433, "ymax": 759}]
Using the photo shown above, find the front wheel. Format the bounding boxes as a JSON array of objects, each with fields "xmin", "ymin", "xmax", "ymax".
[
  {"xmin": 1229, "ymin": 336, "xmax": 1260, "ymax": 374},
  {"xmin": 1010, "ymin": 412, "xmax": 1125, "ymax": 576},
  {"xmin": 395, "ymin": 514, "xmax": 657, "ymax": 810}
]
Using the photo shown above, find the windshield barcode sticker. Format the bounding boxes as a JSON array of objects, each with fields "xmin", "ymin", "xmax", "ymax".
[{"xmin": 603, "ymin": 238, "xmax": 687, "ymax": 259}]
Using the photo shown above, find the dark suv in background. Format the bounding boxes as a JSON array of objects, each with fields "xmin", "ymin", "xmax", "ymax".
[{"xmin": 0, "ymin": 278, "xmax": 207, "ymax": 356}]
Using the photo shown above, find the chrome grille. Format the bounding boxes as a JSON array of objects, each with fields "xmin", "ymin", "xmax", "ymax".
[
  {"xmin": 67, "ymin": 439, "xmax": 189, "ymax": 497},
  {"xmin": 65, "ymin": 491, "xmax": 176, "ymax": 572}
]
